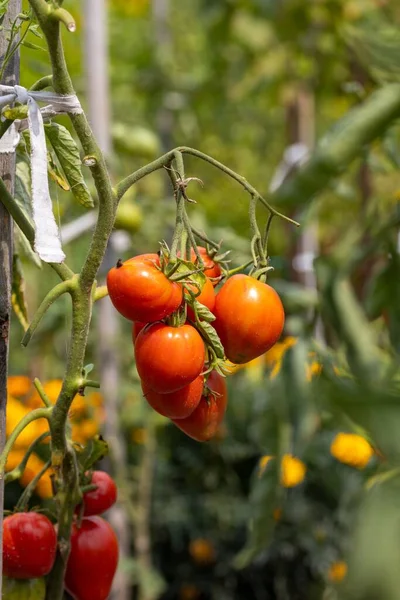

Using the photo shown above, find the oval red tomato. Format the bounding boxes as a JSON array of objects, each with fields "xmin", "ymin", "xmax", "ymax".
[
  {"xmin": 172, "ymin": 371, "xmax": 227, "ymax": 441},
  {"xmin": 141, "ymin": 374, "xmax": 204, "ymax": 419},
  {"xmin": 191, "ymin": 247, "xmax": 222, "ymax": 283},
  {"xmin": 213, "ymin": 274, "xmax": 284, "ymax": 364},
  {"xmin": 185, "ymin": 277, "xmax": 216, "ymax": 321},
  {"xmin": 134, "ymin": 323, "xmax": 205, "ymax": 393},
  {"xmin": 78, "ymin": 471, "xmax": 117, "ymax": 517},
  {"xmin": 2, "ymin": 512, "xmax": 57, "ymax": 579},
  {"xmin": 65, "ymin": 516, "xmax": 119, "ymax": 600},
  {"xmin": 107, "ymin": 254, "xmax": 182, "ymax": 322}
]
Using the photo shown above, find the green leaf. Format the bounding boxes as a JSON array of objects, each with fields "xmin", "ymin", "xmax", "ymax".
[
  {"xmin": 21, "ymin": 40, "xmax": 44, "ymax": 51},
  {"xmin": 198, "ymin": 321, "xmax": 225, "ymax": 359},
  {"xmin": 45, "ymin": 123, "xmax": 94, "ymax": 208},
  {"xmin": 14, "ymin": 227, "xmax": 41, "ymax": 269},
  {"xmin": 12, "ymin": 255, "xmax": 29, "ymax": 332},
  {"xmin": 76, "ymin": 436, "xmax": 109, "ymax": 472},
  {"xmin": 47, "ymin": 152, "xmax": 70, "ymax": 191},
  {"xmin": 3, "ymin": 576, "xmax": 46, "ymax": 600},
  {"xmin": 192, "ymin": 301, "xmax": 216, "ymax": 322},
  {"xmin": 83, "ymin": 363, "xmax": 94, "ymax": 378}
]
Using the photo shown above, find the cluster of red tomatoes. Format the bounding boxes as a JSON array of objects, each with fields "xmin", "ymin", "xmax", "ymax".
[
  {"xmin": 107, "ymin": 246, "xmax": 285, "ymax": 442},
  {"xmin": 2, "ymin": 471, "xmax": 118, "ymax": 600}
]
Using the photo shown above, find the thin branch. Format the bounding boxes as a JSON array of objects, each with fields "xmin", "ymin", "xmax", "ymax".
[
  {"xmin": 0, "ymin": 407, "xmax": 52, "ymax": 475},
  {"xmin": 21, "ymin": 279, "xmax": 75, "ymax": 347}
]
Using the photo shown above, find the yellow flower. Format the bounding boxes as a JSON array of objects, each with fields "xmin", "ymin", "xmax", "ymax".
[
  {"xmin": 259, "ymin": 454, "xmax": 306, "ymax": 487},
  {"xmin": 7, "ymin": 376, "xmax": 31, "ymax": 398},
  {"xmin": 189, "ymin": 538, "xmax": 215, "ymax": 565},
  {"xmin": 330, "ymin": 433, "xmax": 374, "ymax": 469},
  {"xmin": 281, "ymin": 454, "xmax": 307, "ymax": 488},
  {"xmin": 265, "ymin": 337, "xmax": 298, "ymax": 367},
  {"xmin": 258, "ymin": 455, "xmax": 273, "ymax": 476},
  {"xmin": 6, "ymin": 398, "xmax": 46, "ymax": 448},
  {"xmin": 5, "ymin": 450, "xmax": 53, "ymax": 499},
  {"xmin": 328, "ymin": 561, "xmax": 347, "ymax": 583},
  {"xmin": 305, "ymin": 360, "xmax": 322, "ymax": 381},
  {"xmin": 131, "ymin": 427, "xmax": 147, "ymax": 444}
]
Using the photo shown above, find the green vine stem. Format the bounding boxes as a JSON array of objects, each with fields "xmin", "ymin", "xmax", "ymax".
[
  {"xmin": 15, "ymin": 458, "xmax": 51, "ymax": 511},
  {"xmin": 29, "ymin": 74, "xmax": 53, "ymax": 91},
  {"xmin": 21, "ymin": 279, "xmax": 76, "ymax": 347},
  {"xmin": 0, "ymin": 407, "xmax": 52, "ymax": 475},
  {"xmin": 4, "ymin": 431, "xmax": 50, "ymax": 484},
  {"xmin": 262, "ymin": 213, "xmax": 274, "ymax": 256},
  {"xmin": 115, "ymin": 146, "xmax": 300, "ymax": 228},
  {"xmin": 33, "ymin": 379, "xmax": 54, "ymax": 409}
]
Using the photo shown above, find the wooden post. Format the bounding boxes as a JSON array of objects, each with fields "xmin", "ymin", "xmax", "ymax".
[
  {"xmin": 0, "ymin": 0, "xmax": 22, "ymax": 590},
  {"xmin": 83, "ymin": 3, "xmax": 130, "ymax": 599}
]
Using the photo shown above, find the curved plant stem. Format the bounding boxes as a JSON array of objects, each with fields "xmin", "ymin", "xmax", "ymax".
[
  {"xmin": 22, "ymin": 279, "xmax": 76, "ymax": 347},
  {"xmin": 30, "ymin": 74, "xmax": 53, "ymax": 91},
  {"xmin": 33, "ymin": 379, "xmax": 54, "ymax": 408},
  {"xmin": 4, "ymin": 431, "xmax": 50, "ymax": 484},
  {"xmin": 176, "ymin": 147, "xmax": 300, "ymax": 227},
  {"xmin": 262, "ymin": 213, "xmax": 274, "ymax": 255},
  {"xmin": 94, "ymin": 285, "xmax": 108, "ymax": 302},
  {"xmin": 0, "ymin": 407, "xmax": 52, "ymax": 474},
  {"xmin": 16, "ymin": 459, "xmax": 51, "ymax": 511}
]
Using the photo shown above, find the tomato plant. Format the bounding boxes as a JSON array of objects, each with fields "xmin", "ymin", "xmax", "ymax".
[
  {"xmin": 213, "ymin": 275, "xmax": 285, "ymax": 364},
  {"xmin": 141, "ymin": 374, "xmax": 204, "ymax": 419},
  {"xmin": 106, "ymin": 254, "xmax": 182, "ymax": 322},
  {"xmin": 185, "ymin": 277, "xmax": 216, "ymax": 320},
  {"xmin": 65, "ymin": 516, "xmax": 119, "ymax": 600},
  {"xmin": 2, "ymin": 512, "xmax": 57, "ymax": 579},
  {"xmin": 78, "ymin": 471, "xmax": 118, "ymax": 517},
  {"xmin": 181, "ymin": 246, "xmax": 223, "ymax": 284},
  {"xmin": 172, "ymin": 371, "xmax": 227, "ymax": 441},
  {"xmin": 134, "ymin": 322, "xmax": 205, "ymax": 393}
]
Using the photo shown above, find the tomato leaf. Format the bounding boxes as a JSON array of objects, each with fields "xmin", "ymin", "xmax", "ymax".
[
  {"xmin": 12, "ymin": 255, "xmax": 29, "ymax": 332},
  {"xmin": 47, "ymin": 151, "xmax": 70, "ymax": 191},
  {"xmin": 45, "ymin": 123, "xmax": 94, "ymax": 208},
  {"xmin": 3, "ymin": 576, "xmax": 46, "ymax": 600},
  {"xmin": 76, "ymin": 436, "xmax": 109, "ymax": 472},
  {"xmin": 198, "ymin": 321, "xmax": 225, "ymax": 359},
  {"xmin": 192, "ymin": 301, "xmax": 216, "ymax": 323}
]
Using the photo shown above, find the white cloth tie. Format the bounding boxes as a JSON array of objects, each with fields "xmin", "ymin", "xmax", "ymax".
[{"xmin": 0, "ymin": 84, "xmax": 83, "ymax": 263}]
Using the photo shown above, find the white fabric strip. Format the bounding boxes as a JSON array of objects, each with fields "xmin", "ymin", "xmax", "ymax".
[{"xmin": 0, "ymin": 84, "xmax": 83, "ymax": 263}]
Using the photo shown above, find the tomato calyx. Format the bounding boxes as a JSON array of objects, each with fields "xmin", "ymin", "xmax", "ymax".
[{"xmin": 116, "ymin": 258, "xmax": 124, "ymax": 269}]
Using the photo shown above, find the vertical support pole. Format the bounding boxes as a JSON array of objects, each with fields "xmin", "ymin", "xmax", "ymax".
[
  {"xmin": 83, "ymin": 3, "xmax": 130, "ymax": 599},
  {"xmin": 0, "ymin": 0, "xmax": 22, "ymax": 591}
]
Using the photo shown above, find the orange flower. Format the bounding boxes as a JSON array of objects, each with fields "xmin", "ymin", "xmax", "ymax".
[
  {"xmin": 7, "ymin": 376, "xmax": 31, "ymax": 398},
  {"xmin": 328, "ymin": 561, "xmax": 347, "ymax": 583},
  {"xmin": 189, "ymin": 539, "xmax": 215, "ymax": 565}
]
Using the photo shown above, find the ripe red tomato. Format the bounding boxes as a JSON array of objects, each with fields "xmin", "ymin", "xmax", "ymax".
[
  {"xmin": 192, "ymin": 247, "xmax": 222, "ymax": 283},
  {"xmin": 141, "ymin": 375, "xmax": 204, "ymax": 419},
  {"xmin": 172, "ymin": 371, "xmax": 227, "ymax": 441},
  {"xmin": 134, "ymin": 323, "xmax": 205, "ymax": 393},
  {"xmin": 213, "ymin": 275, "xmax": 284, "ymax": 364},
  {"xmin": 3, "ymin": 512, "xmax": 57, "ymax": 579},
  {"xmin": 107, "ymin": 254, "xmax": 182, "ymax": 322},
  {"xmin": 78, "ymin": 471, "xmax": 117, "ymax": 517},
  {"xmin": 185, "ymin": 277, "xmax": 216, "ymax": 321},
  {"xmin": 65, "ymin": 517, "xmax": 119, "ymax": 600},
  {"xmin": 132, "ymin": 321, "xmax": 146, "ymax": 341}
]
